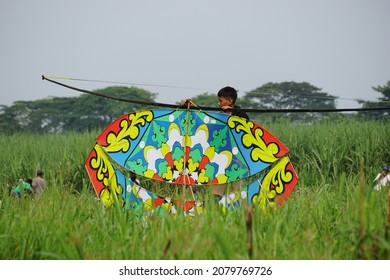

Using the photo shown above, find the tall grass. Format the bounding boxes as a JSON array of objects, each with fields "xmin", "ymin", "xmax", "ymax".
[
  {"xmin": 0, "ymin": 119, "xmax": 389, "ymax": 260},
  {"xmin": 0, "ymin": 130, "xmax": 97, "ymax": 193}
]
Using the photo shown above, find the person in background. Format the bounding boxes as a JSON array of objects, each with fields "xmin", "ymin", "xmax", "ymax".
[
  {"xmin": 12, "ymin": 179, "xmax": 33, "ymax": 198},
  {"xmin": 373, "ymin": 164, "xmax": 390, "ymax": 191},
  {"xmin": 32, "ymin": 169, "xmax": 46, "ymax": 195}
]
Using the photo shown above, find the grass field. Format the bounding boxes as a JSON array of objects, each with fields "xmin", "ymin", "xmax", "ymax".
[{"xmin": 0, "ymin": 119, "xmax": 389, "ymax": 260}]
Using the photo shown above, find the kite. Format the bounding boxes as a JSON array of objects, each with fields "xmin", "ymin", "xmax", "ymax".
[{"xmin": 84, "ymin": 108, "xmax": 298, "ymax": 215}]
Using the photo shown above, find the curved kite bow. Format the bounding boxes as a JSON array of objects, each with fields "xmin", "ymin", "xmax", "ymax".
[{"xmin": 85, "ymin": 109, "xmax": 298, "ymax": 214}]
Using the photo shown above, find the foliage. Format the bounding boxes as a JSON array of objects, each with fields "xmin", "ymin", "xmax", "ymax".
[
  {"xmin": 0, "ymin": 80, "xmax": 345, "ymax": 134},
  {"xmin": 4, "ymin": 80, "xmax": 388, "ymax": 134},
  {"xmin": 357, "ymin": 80, "xmax": 390, "ymax": 120},
  {"xmin": 0, "ymin": 87, "xmax": 157, "ymax": 134},
  {"xmin": 0, "ymin": 105, "xmax": 23, "ymax": 134},
  {"xmin": 243, "ymin": 82, "xmax": 337, "ymax": 122},
  {"xmin": 0, "ymin": 119, "xmax": 389, "ymax": 260}
]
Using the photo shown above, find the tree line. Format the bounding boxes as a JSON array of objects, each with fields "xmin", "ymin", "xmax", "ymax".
[{"xmin": 0, "ymin": 81, "xmax": 389, "ymax": 134}]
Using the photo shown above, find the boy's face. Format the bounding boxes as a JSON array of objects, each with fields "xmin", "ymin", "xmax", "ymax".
[{"xmin": 218, "ymin": 96, "xmax": 234, "ymax": 108}]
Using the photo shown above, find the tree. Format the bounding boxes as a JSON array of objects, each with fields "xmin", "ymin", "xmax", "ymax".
[
  {"xmin": 0, "ymin": 105, "xmax": 22, "ymax": 134},
  {"xmin": 357, "ymin": 80, "xmax": 390, "ymax": 119},
  {"xmin": 0, "ymin": 86, "xmax": 158, "ymax": 134},
  {"xmin": 243, "ymin": 81, "xmax": 337, "ymax": 122},
  {"xmin": 72, "ymin": 86, "xmax": 158, "ymax": 131}
]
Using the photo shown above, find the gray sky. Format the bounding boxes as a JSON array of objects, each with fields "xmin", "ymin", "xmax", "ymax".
[{"xmin": 1, "ymin": 0, "xmax": 389, "ymax": 109}]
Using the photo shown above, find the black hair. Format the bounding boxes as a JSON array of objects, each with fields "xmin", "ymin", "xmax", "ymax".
[{"xmin": 217, "ymin": 86, "xmax": 238, "ymax": 103}]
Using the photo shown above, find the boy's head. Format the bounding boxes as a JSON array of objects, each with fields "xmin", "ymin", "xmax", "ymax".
[{"xmin": 217, "ymin": 86, "xmax": 238, "ymax": 108}]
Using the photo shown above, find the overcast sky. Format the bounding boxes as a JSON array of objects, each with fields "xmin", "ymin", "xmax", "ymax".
[{"xmin": 1, "ymin": 0, "xmax": 389, "ymax": 109}]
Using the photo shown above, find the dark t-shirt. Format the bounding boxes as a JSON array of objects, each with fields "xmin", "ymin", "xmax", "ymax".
[{"xmin": 231, "ymin": 105, "xmax": 250, "ymax": 120}]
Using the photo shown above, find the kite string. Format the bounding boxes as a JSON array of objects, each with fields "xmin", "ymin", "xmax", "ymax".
[
  {"xmin": 42, "ymin": 75, "xmax": 180, "ymax": 109},
  {"xmin": 42, "ymin": 75, "xmax": 211, "ymax": 91},
  {"xmin": 44, "ymin": 75, "xmax": 389, "ymax": 104},
  {"xmin": 183, "ymin": 102, "xmax": 197, "ymax": 203},
  {"xmin": 42, "ymin": 75, "xmax": 390, "ymax": 113}
]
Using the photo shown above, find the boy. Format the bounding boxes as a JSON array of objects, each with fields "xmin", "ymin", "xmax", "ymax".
[{"xmin": 217, "ymin": 86, "xmax": 249, "ymax": 120}]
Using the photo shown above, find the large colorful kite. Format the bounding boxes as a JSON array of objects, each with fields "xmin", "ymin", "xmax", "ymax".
[{"xmin": 85, "ymin": 109, "xmax": 298, "ymax": 215}]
